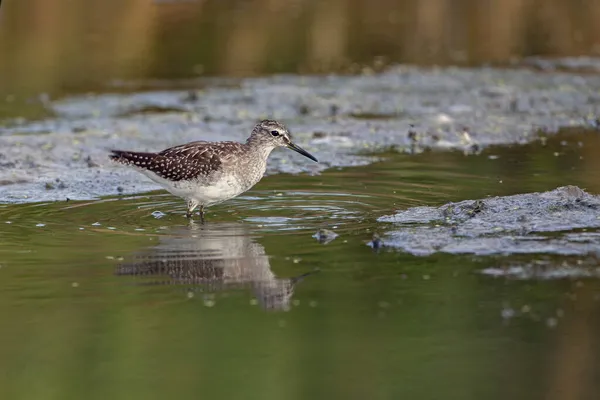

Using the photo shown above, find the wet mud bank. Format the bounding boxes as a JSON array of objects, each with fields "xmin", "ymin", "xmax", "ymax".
[
  {"xmin": 1, "ymin": 62, "xmax": 600, "ymax": 203},
  {"xmin": 377, "ymin": 186, "xmax": 600, "ymax": 257}
]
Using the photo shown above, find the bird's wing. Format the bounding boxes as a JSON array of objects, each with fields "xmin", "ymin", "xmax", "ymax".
[
  {"xmin": 154, "ymin": 141, "xmax": 245, "ymax": 181},
  {"xmin": 111, "ymin": 141, "xmax": 245, "ymax": 182}
]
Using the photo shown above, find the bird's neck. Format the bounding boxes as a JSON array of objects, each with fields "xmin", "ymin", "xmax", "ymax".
[{"xmin": 245, "ymin": 137, "xmax": 276, "ymax": 160}]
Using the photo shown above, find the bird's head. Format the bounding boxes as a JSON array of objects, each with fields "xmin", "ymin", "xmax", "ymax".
[{"xmin": 248, "ymin": 119, "xmax": 318, "ymax": 162}]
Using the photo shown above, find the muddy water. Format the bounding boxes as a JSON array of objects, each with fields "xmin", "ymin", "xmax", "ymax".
[{"xmin": 1, "ymin": 129, "xmax": 600, "ymax": 399}]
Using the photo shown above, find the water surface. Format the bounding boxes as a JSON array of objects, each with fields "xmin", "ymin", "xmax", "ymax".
[{"xmin": 1, "ymin": 130, "xmax": 600, "ymax": 399}]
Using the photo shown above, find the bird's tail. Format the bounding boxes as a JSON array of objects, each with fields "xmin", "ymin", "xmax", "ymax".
[{"xmin": 109, "ymin": 150, "xmax": 159, "ymax": 167}]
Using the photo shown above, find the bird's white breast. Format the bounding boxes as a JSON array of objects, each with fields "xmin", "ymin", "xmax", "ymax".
[{"xmin": 141, "ymin": 169, "xmax": 253, "ymax": 206}]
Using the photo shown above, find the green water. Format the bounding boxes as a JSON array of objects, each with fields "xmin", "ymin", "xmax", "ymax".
[{"xmin": 1, "ymin": 130, "xmax": 600, "ymax": 399}]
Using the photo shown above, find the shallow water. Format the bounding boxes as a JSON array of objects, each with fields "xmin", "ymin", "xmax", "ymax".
[{"xmin": 1, "ymin": 129, "xmax": 600, "ymax": 399}]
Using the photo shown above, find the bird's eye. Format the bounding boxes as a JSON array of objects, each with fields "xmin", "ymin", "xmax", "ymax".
[{"xmin": 270, "ymin": 130, "xmax": 280, "ymax": 137}]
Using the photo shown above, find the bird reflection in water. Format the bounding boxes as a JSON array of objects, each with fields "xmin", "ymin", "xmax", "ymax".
[{"xmin": 115, "ymin": 222, "xmax": 316, "ymax": 311}]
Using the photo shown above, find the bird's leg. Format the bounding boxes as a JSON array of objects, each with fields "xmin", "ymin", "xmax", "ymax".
[
  {"xmin": 199, "ymin": 205, "xmax": 205, "ymax": 224},
  {"xmin": 186, "ymin": 200, "xmax": 198, "ymax": 219}
]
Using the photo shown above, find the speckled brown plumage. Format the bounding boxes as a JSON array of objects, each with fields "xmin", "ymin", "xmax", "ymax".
[{"xmin": 110, "ymin": 141, "xmax": 246, "ymax": 182}]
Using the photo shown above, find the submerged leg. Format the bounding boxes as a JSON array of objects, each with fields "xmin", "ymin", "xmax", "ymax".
[
  {"xmin": 199, "ymin": 205, "xmax": 205, "ymax": 224},
  {"xmin": 186, "ymin": 199, "xmax": 198, "ymax": 219}
]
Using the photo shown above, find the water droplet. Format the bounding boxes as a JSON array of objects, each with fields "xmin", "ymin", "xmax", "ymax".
[
  {"xmin": 5, "ymin": 221, "xmax": 11, "ymax": 224},
  {"xmin": 79, "ymin": 227, "xmax": 85, "ymax": 230},
  {"xmin": 250, "ymin": 299, "xmax": 258, "ymax": 306},
  {"xmin": 36, "ymin": 223, "xmax": 45, "ymax": 227},
  {"xmin": 71, "ymin": 282, "xmax": 79, "ymax": 288},
  {"xmin": 187, "ymin": 291, "xmax": 194, "ymax": 299},
  {"xmin": 293, "ymin": 257, "xmax": 302, "ymax": 264},
  {"xmin": 92, "ymin": 222, "xmax": 101, "ymax": 226}
]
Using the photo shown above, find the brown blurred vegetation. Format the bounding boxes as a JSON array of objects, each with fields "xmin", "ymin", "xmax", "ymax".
[{"xmin": 1, "ymin": 0, "xmax": 600, "ymax": 96}]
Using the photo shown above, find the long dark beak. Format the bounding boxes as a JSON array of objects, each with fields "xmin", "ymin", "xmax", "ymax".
[
  {"xmin": 287, "ymin": 142, "xmax": 318, "ymax": 162},
  {"xmin": 290, "ymin": 269, "xmax": 320, "ymax": 284}
]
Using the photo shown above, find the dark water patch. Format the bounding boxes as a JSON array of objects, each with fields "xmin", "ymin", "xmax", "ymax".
[
  {"xmin": 348, "ymin": 112, "xmax": 404, "ymax": 120},
  {"xmin": 117, "ymin": 105, "xmax": 189, "ymax": 117}
]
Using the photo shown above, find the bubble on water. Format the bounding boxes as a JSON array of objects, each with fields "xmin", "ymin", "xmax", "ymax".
[
  {"xmin": 36, "ymin": 223, "xmax": 45, "ymax": 227},
  {"xmin": 105, "ymin": 256, "xmax": 115, "ymax": 260},
  {"xmin": 293, "ymin": 257, "xmax": 302, "ymax": 264},
  {"xmin": 71, "ymin": 282, "xmax": 79, "ymax": 288},
  {"xmin": 378, "ymin": 301, "xmax": 390, "ymax": 308},
  {"xmin": 203, "ymin": 299, "xmax": 215, "ymax": 307},
  {"xmin": 501, "ymin": 307, "xmax": 516, "ymax": 319},
  {"xmin": 187, "ymin": 291, "xmax": 194, "ymax": 299},
  {"xmin": 151, "ymin": 211, "xmax": 166, "ymax": 219},
  {"xmin": 250, "ymin": 298, "xmax": 258, "ymax": 306}
]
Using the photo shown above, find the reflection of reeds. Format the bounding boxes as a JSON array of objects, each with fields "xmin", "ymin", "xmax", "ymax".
[
  {"xmin": 545, "ymin": 284, "xmax": 600, "ymax": 400},
  {"xmin": 0, "ymin": 0, "xmax": 156, "ymax": 95},
  {"xmin": 1, "ymin": 0, "xmax": 600, "ymax": 95}
]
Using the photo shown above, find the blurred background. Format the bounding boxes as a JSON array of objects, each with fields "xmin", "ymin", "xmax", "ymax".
[
  {"xmin": 2, "ymin": 2, "xmax": 600, "ymax": 400},
  {"xmin": 2, "ymin": 0, "xmax": 600, "ymax": 98}
]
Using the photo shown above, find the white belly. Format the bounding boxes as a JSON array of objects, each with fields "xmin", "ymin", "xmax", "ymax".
[{"xmin": 141, "ymin": 170, "xmax": 250, "ymax": 207}]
